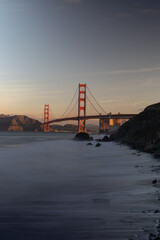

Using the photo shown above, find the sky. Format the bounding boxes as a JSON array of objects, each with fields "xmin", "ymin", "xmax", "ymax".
[{"xmin": 0, "ymin": 0, "xmax": 160, "ymax": 121}]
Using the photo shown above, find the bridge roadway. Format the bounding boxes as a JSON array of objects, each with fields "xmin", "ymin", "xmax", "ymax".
[{"xmin": 46, "ymin": 114, "xmax": 137, "ymax": 125}]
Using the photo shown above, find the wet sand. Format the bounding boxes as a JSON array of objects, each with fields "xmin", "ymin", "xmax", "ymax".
[{"xmin": 0, "ymin": 138, "xmax": 159, "ymax": 239}]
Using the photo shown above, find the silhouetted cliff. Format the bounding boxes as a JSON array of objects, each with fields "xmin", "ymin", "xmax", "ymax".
[{"xmin": 111, "ymin": 102, "xmax": 160, "ymax": 155}]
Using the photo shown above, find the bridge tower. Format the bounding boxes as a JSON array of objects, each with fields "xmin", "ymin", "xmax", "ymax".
[
  {"xmin": 78, "ymin": 84, "xmax": 86, "ymax": 132},
  {"xmin": 44, "ymin": 104, "xmax": 49, "ymax": 132}
]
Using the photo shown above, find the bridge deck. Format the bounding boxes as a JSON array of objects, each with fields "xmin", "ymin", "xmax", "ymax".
[{"xmin": 45, "ymin": 114, "xmax": 137, "ymax": 124}]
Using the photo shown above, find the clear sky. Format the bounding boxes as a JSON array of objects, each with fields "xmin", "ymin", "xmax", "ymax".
[{"xmin": 1, "ymin": 0, "xmax": 160, "ymax": 121}]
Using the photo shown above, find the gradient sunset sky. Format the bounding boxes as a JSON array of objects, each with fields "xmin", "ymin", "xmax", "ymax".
[{"xmin": 1, "ymin": 0, "xmax": 160, "ymax": 120}]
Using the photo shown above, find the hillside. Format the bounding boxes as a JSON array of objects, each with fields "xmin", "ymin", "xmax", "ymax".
[
  {"xmin": 0, "ymin": 115, "xmax": 42, "ymax": 131},
  {"xmin": 111, "ymin": 102, "xmax": 160, "ymax": 156},
  {"xmin": 50, "ymin": 124, "xmax": 77, "ymax": 132}
]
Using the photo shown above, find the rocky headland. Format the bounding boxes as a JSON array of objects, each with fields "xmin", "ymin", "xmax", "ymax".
[{"xmin": 111, "ymin": 102, "xmax": 160, "ymax": 157}]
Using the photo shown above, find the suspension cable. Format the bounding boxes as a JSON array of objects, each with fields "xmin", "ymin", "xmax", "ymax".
[
  {"xmin": 49, "ymin": 107, "xmax": 57, "ymax": 119},
  {"xmin": 86, "ymin": 86, "xmax": 107, "ymax": 115},
  {"xmin": 65, "ymin": 100, "xmax": 78, "ymax": 118},
  {"xmin": 59, "ymin": 86, "xmax": 78, "ymax": 118},
  {"xmin": 86, "ymin": 96, "xmax": 100, "ymax": 115},
  {"xmin": 40, "ymin": 112, "xmax": 44, "ymax": 123}
]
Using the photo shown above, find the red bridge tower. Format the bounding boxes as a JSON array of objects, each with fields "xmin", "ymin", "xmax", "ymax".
[
  {"xmin": 44, "ymin": 104, "xmax": 49, "ymax": 132},
  {"xmin": 78, "ymin": 84, "xmax": 86, "ymax": 132}
]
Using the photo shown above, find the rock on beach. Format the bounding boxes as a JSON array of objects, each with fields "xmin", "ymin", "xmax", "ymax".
[{"xmin": 74, "ymin": 132, "xmax": 93, "ymax": 141}]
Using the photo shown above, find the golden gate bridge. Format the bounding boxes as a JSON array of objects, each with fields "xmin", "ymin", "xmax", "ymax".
[{"xmin": 43, "ymin": 84, "xmax": 137, "ymax": 133}]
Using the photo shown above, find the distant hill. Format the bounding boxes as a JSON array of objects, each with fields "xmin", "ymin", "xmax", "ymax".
[
  {"xmin": 0, "ymin": 114, "xmax": 10, "ymax": 118},
  {"xmin": 0, "ymin": 115, "xmax": 42, "ymax": 131},
  {"xmin": 50, "ymin": 124, "xmax": 98, "ymax": 133},
  {"xmin": 87, "ymin": 124, "xmax": 99, "ymax": 132},
  {"xmin": 0, "ymin": 115, "xmax": 98, "ymax": 132},
  {"xmin": 50, "ymin": 124, "xmax": 77, "ymax": 132}
]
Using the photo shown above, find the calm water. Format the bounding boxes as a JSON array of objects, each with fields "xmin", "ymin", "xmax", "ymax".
[
  {"xmin": 0, "ymin": 132, "xmax": 159, "ymax": 240},
  {"xmin": 0, "ymin": 131, "xmax": 74, "ymax": 148}
]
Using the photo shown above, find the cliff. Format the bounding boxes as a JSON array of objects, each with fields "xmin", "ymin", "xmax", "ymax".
[
  {"xmin": 0, "ymin": 115, "xmax": 42, "ymax": 131},
  {"xmin": 111, "ymin": 102, "xmax": 160, "ymax": 155}
]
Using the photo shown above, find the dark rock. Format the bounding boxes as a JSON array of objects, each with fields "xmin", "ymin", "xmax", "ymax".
[
  {"xmin": 148, "ymin": 233, "xmax": 157, "ymax": 239},
  {"xmin": 152, "ymin": 179, "xmax": 157, "ymax": 184},
  {"xmin": 152, "ymin": 237, "xmax": 160, "ymax": 240},
  {"xmin": 96, "ymin": 143, "xmax": 101, "ymax": 147},
  {"xmin": 96, "ymin": 136, "xmax": 110, "ymax": 142},
  {"xmin": 142, "ymin": 210, "xmax": 147, "ymax": 213},
  {"xmin": 101, "ymin": 135, "xmax": 110, "ymax": 142},
  {"xmin": 74, "ymin": 132, "xmax": 92, "ymax": 141},
  {"xmin": 154, "ymin": 210, "xmax": 160, "ymax": 213},
  {"xmin": 111, "ymin": 102, "xmax": 160, "ymax": 155},
  {"xmin": 154, "ymin": 150, "xmax": 160, "ymax": 159},
  {"xmin": 96, "ymin": 138, "xmax": 102, "ymax": 142},
  {"xmin": 87, "ymin": 143, "xmax": 93, "ymax": 146},
  {"xmin": 109, "ymin": 134, "xmax": 116, "ymax": 141}
]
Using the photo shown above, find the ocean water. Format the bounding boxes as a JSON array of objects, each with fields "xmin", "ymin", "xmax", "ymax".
[
  {"xmin": 0, "ymin": 132, "xmax": 159, "ymax": 240},
  {"xmin": 0, "ymin": 131, "xmax": 74, "ymax": 148}
]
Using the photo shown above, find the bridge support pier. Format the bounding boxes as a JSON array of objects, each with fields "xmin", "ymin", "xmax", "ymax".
[
  {"xmin": 99, "ymin": 118, "xmax": 109, "ymax": 133},
  {"xmin": 99, "ymin": 113, "xmax": 122, "ymax": 133},
  {"xmin": 115, "ymin": 113, "xmax": 121, "ymax": 126},
  {"xmin": 115, "ymin": 118, "xmax": 121, "ymax": 126},
  {"xmin": 78, "ymin": 84, "xmax": 86, "ymax": 132}
]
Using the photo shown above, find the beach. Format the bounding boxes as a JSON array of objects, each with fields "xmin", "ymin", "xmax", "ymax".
[{"xmin": 0, "ymin": 132, "xmax": 159, "ymax": 240}]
